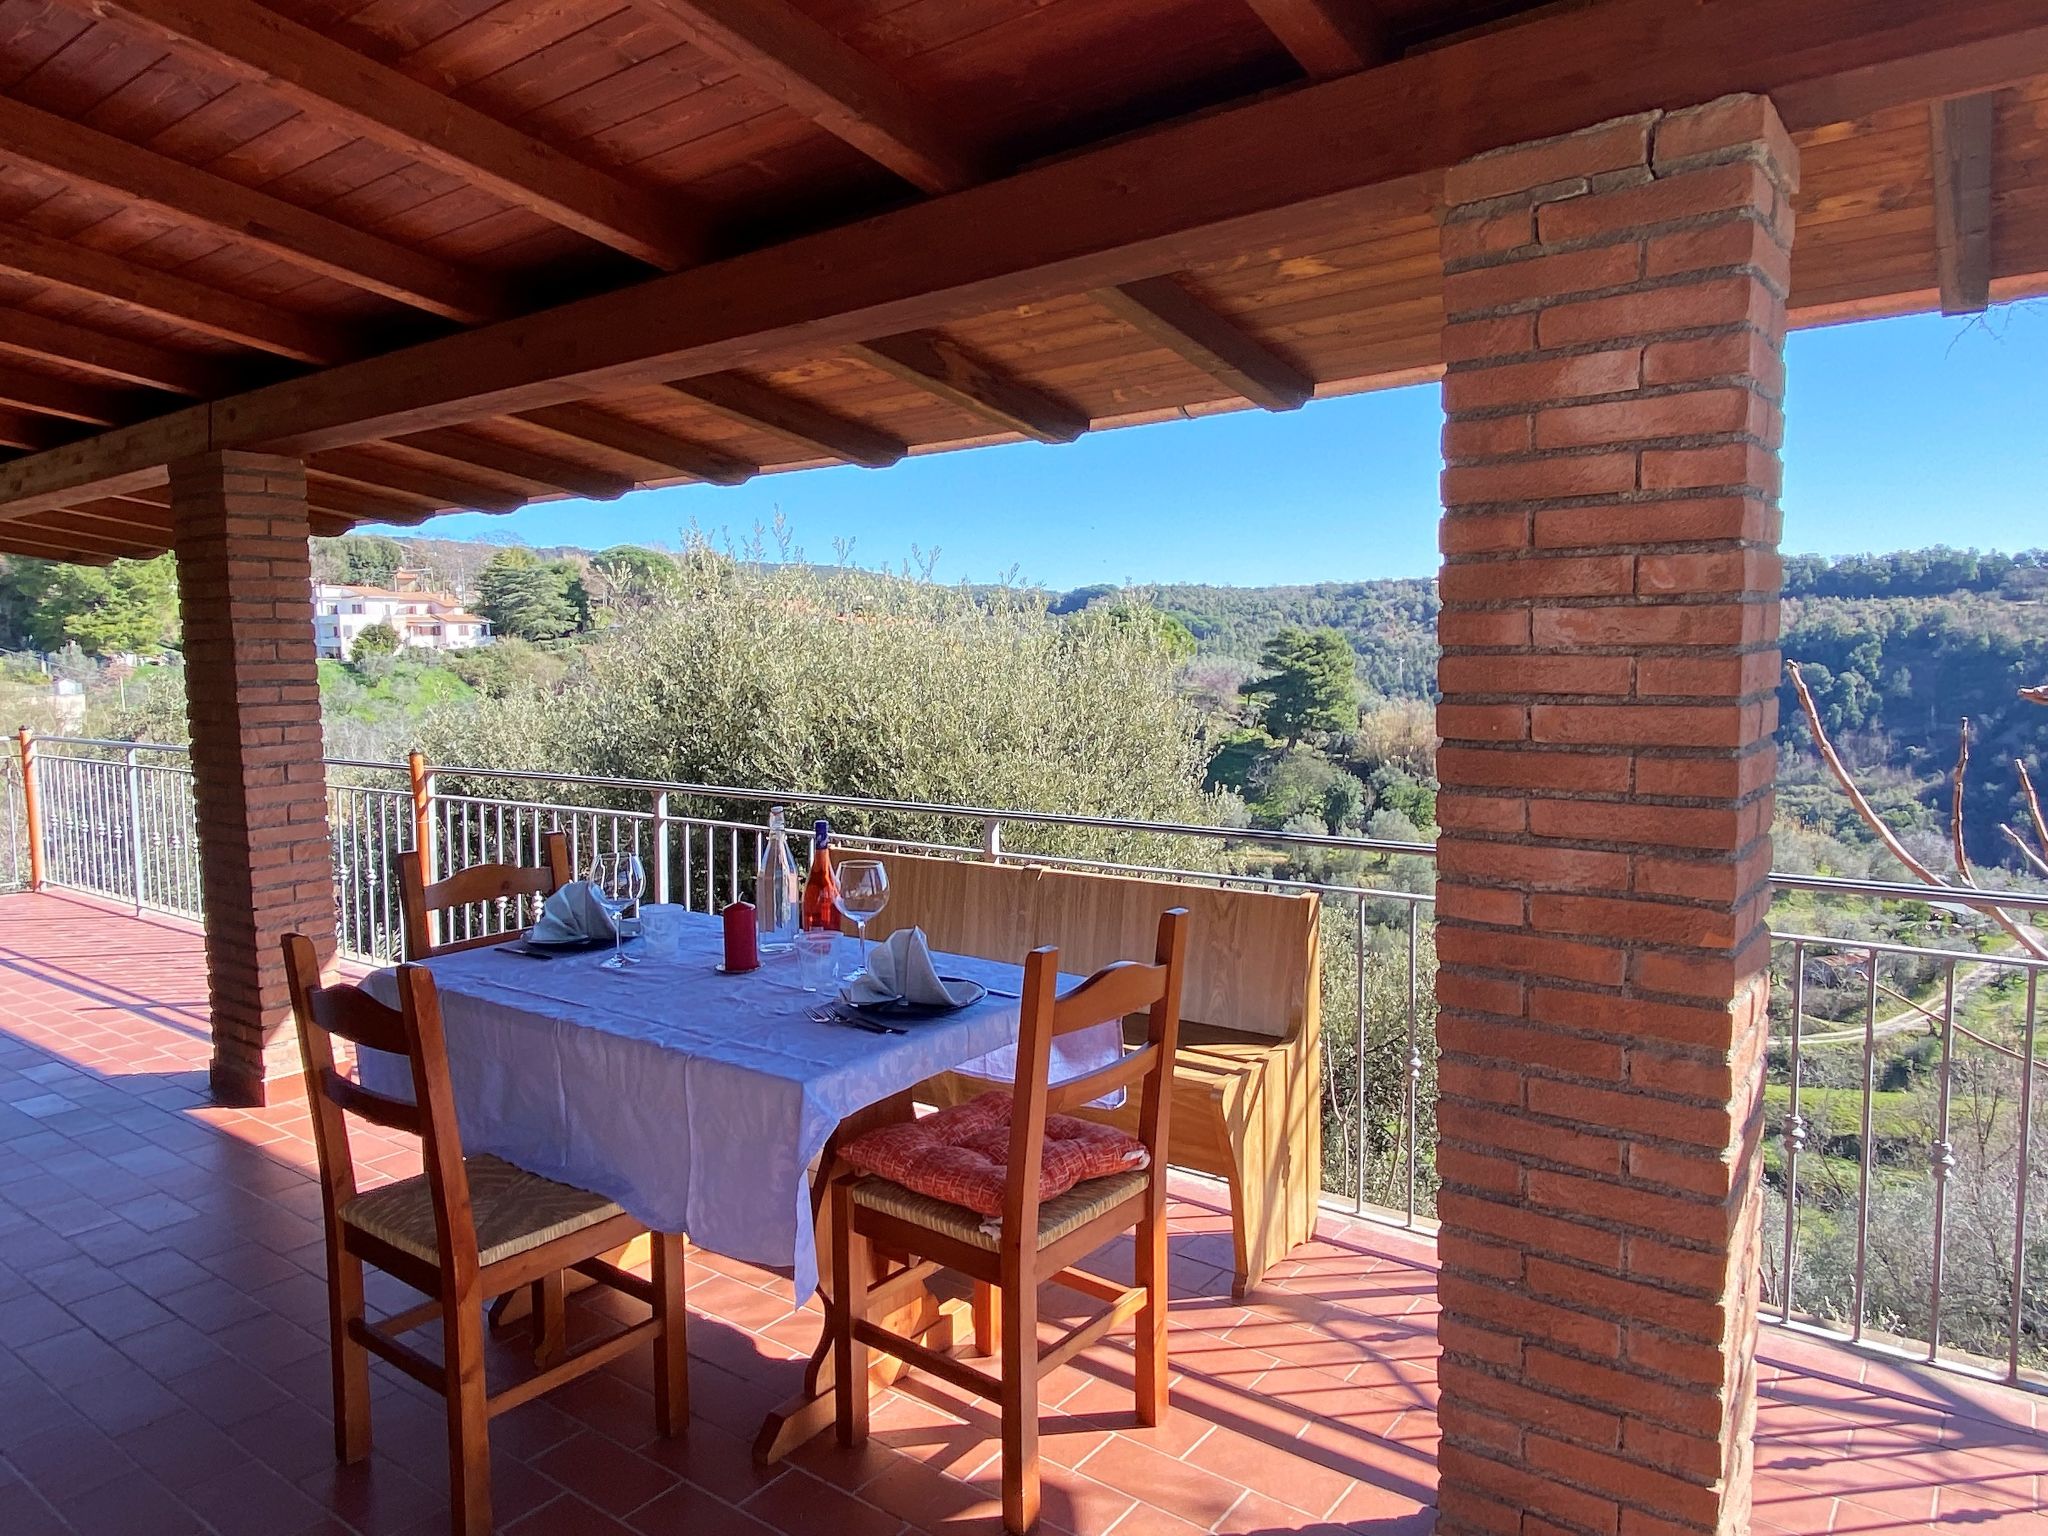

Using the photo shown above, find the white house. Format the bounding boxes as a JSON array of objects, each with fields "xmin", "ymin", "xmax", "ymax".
[{"xmin": 312, "ymin": 570, "xmax": 492, "ymax": 658}]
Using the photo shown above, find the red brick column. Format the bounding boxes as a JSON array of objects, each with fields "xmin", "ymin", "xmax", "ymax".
[
  {"xmin": 170, "ymin": 451, "xmax": 334, "ymax": 1106},
  {"xmin": 1432, "ymin": 96, "xmax": 1794, "ymax": 1536}
]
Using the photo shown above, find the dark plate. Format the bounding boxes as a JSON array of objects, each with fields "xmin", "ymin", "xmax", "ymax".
[
  {"xmin": 846, "ymin": 977, "xmax": 988, "ymax": 1020},
  {"xmin": 511, "ymin": 933, "xmax": 610, "ymax": 954}
]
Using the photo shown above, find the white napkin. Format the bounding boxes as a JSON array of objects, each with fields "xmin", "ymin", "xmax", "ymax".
[
  {"xmin": 846, "ymin": 927, "xmax": 979, "ymax": 1008},
  {"xmin": 527, "ymin": 881, "xmax": 618, "ymax": 945}
]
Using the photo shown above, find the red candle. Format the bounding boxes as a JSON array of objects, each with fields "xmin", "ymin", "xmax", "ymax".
[{"xmin": 722, "ymin": 901, "xmax": 760, "ymax": 972}]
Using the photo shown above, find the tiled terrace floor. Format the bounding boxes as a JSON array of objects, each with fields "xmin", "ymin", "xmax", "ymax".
[{"xmin": 0, "ymin": 891, "xmax": 2042, "ymax": 1536}]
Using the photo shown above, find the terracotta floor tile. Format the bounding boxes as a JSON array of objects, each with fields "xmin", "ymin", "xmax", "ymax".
[
  {"xmin": 502, "ymin": 1494, "xmax": 643, "ymax": 1535},
  {"xmin": 47, "ymin": 1467, "xmax": 198, "ymax": 1536},
  {"xmin": 178, "ymin": 1458, "xmax": 336, "ymax": 1536},
  {"xmin": 530, "ymin": 1430, "xmax": 683, "ymax": 1517},
  {"xmin": 1211, "ymin": 1486, "xmax": 1351, "ymax": 1534},
  {"xmin": 740, "ymin": 1466, "xmax": 903, "ymax": 1536},
  {"xmin": 1101, "ymin": 1503, "xmax": 1209, "ymax": 1536},
  {"xmin": 627, "ymin": 1479, "xmax": 780, "ymax": 1535},
  {"xmin": 1072, "ymin": 1436, "xmax": 1243, "ymax": 1529},
  {"xmin": 1182, "ymin": 1421, "xmax": 1354, "ymax": 1518},
  {"xmin": 858, "ymin": 1453, "xmax": 1010, "ymax": 1533}
]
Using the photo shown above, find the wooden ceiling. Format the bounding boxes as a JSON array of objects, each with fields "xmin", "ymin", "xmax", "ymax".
[{"xmin": 0, "ymin": 0, "xmax": 2045, "ymax": 563}]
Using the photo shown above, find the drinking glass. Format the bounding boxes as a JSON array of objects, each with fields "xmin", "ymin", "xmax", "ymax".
[
  {"xmin": 833, "ymin": 859, "xmax": 890, "ymax": 979},
  {"xmin": 587, "ymin": 853, "xmax": 645, "ymax": 971},
  {"xmin": 794, "ymin": 928, "xmax": 836, "ymax": 992}
]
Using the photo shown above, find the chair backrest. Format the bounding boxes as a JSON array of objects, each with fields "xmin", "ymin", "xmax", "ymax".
[
  {"xmin": 861, "ymin": 851, "xmax": 1318, "ymax": 1042},
  {"xmin": 399, "ymin": 829, "xmax": 573, "ymax": 959},
  {"xmin": 280, "ymin": 933, "xmax": 483, "ymax": 1281},
  {"xmin": 1002, "ymin": 908, "xmax": 1189, "ymax": 1245}
]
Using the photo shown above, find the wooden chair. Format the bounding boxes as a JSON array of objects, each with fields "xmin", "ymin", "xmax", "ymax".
[
  {"xmin": 828, "ymin": 908, "xmax": 1189, "ymax": 1535},
  {"xmin": 281, "ymin": 933, "xmax": 688, "ymax": 1536},
  {"xmin": 399, "ymin": 827, "xmax": 572, "ymax": 958},
  {"xmin": 879, "ymin": 851, "xmax": 1323, "ymax": 1294}
]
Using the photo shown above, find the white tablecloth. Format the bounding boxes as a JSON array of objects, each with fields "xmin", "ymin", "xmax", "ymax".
[{"xmin": 359, "ymin": 908, "xmax": 1116, "ymax": 1297}]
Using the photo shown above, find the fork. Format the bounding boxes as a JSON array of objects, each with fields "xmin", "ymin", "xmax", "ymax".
[{"xmin": 807, "ymin": 1005, "xmax": 904, "ymax": 1035}]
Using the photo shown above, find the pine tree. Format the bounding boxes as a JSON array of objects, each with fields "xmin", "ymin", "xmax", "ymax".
[
  {"xmin": 1242, "ymin": 627, "xmax": 1358, "ymax": 748},
  {"xmin": 476, "ymin": 549, "xmax": 580, "ymax": 641}
]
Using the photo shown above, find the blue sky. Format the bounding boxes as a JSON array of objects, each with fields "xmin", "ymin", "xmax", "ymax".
[{"xmin": 407, "ymin": 307, "xmax": 2048, "ymax": 592}]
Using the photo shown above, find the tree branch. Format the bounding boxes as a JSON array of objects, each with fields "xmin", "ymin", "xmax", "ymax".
[
  {"xmin": 1951, "ymin": 718, "xmax": 1975, "ymax": 882},
  {"xmin": 2000, "ymin": 823, "xmax": 2048, "ymax": 879},
  {"xmin": 1787, "ymin": 661, "xmax": 2046, "ymax": 960},
  {"xmin": 2019, "ymin": 757, "xmax": 2048, "ymax": 864}
]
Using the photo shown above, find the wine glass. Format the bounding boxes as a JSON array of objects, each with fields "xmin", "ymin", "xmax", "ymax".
[
  {"xmin": 587, "ymin": 853, "xmax": 645, "ymax": 971},
  {"xmin": 833, "ymin": 860, "xmax": 890, "ymax": 980}
]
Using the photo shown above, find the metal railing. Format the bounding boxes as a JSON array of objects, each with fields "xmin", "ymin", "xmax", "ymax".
[
  {"xmin": 2, "ymin": 745, "xmax": 25, "ymax": 894},
  {"xmin": 1766, "ymin": 928, "xmax": 2046, "ymax": 1385},
  {"xmin": 5, "ymin": 733, "xmax": 2044, "ymax": 1389}
]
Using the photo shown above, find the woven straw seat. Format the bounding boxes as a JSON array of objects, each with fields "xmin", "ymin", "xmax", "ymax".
[
  {"xmin": 342, "ymin": 1155, "xmax": 624, "ymax": 1268},
  {"xmin": 850, "ymin": 1169, "xmax": 1149, "ymax": 1252}
]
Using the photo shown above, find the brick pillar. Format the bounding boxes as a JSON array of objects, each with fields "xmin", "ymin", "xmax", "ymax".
[
  {"xmin": 1432, "ymin": 96, "xmax": 1794, "ymax": 1536},
  {"xmin": 170, "ymin": 451, "xmax": 334, "ymax": 1106}
]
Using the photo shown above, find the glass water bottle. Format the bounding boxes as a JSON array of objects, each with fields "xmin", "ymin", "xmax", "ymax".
[{"xmin": 755, "ymin": 806, "xmax": 801, "ymax": 954}]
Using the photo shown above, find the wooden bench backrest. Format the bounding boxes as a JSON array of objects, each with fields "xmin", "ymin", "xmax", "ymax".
[
  {"xmin": 865, "ymin": 852, "xmax": 1318, "ymax": 1042},
  {"xmin": 861, "ymin": 851, "xmax": 1038, "ymax": 962},
  {"xmin": 1029, "ymin": 865, "xmax": 1318, "ymax": 1042}
]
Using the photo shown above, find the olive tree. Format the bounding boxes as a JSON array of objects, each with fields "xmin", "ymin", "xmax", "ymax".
[{"xmin": 420, "ymin": 556, "xmax": 1219, "ymax": 862}]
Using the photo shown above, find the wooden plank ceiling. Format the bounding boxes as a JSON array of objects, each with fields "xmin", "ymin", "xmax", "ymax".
[{"xmin": 1, "ymin": 0, "xmax": 2047, "ymax": 562}]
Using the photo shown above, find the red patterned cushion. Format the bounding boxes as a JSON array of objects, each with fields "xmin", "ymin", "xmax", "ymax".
[{"xmin": 840, "ymin": 1092, "xmax": 1149, "ymax": 1219}]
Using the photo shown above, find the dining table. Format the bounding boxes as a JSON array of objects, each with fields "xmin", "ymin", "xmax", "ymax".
[{"xmin": 357, "ymin": 903, "xmax": 1117, "ymax": 1461}]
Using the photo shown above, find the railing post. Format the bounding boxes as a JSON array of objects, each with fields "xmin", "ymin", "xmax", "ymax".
[
  {"xmin": 651, "ymin": 790, "xmax": 672, "ymax": 905},
  {"xmin": 17, "ymin": 727, "xmax": 44, "ymax": 892},
  {"xmin": 980, "ymin": 816, "xmax": 1002, "ymax": 860},
  {"xmin": 407, "ymin": 748, "xmax": 436, "ymax": 882},
  {"xmin": 124, "ymin": 745, "xmax": 147, "ymax": 914}
]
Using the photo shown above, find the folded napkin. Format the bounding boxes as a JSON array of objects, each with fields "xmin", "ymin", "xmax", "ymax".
[
  {"xmin": 845, "ymin": 926, "xmax": 979, "ymax": 1008},
  {"xmin": 527, "ymin": 880, "xmax": 618, "ymax": 945}
]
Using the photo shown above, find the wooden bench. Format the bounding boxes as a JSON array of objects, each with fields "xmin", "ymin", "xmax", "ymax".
[{"xmin": 865, "ymin": 852, "xmax": 1322, "ymax": 1295}]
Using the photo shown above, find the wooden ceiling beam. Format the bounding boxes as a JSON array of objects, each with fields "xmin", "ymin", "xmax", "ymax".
[
  {"xmin": 849, "ymin": 333, "xmax": 1087, "ymax": 444},
  {"xmin": 9, "ymin": 0, "xmax": 2047, "ymax": 512},
  {"xmin": 0, "ymin": 366, "xmax": 139, "ymax": 427},
  {"xmin": 1931, "ymin": 93, "xmax": 1997, "ymax": 315},
  {"xmin": 392, "ymin": 428, "xmax": 635, "ymax": 503},
  {"xmin": 72, "ymin": 496, "xmax": 172, "ymax": 524},
  {"xmin": 78, "ymin": 484, "xmax": 351, "ymax": 536},
  {"xmin": 514, "ymin": 405, "xmax": 755, "ymax": 486},
  {"xmin": 0, "ymin": 409, "xmax": 73, "ymax": 453},
  {"xmin": 96, "ymin": 0, "xmax": 706, "ymax": 270},
  {"xmin": 0, "ymin": 309, "xmax": 238, "ymax": 396},
  {"xmin": 0, "ymin": 513, "xmax": 154, "ymax": 560},
  {"xmin": 1245, "ymin": 0, "xmax": 1390, "ymax": 78},
  {"xmin": 44, "ymin": 500, "xmax": 172, "ymax": 539},
  {"xmin": 638, "ymin": 0, "xmax": 1302, "ymax": 428},
  {"xmin": 0, "ymin": 94, "xmax": 511, "ymax": 325},
  {"xmin": 0, "ymin": 529, "xmax": 120, "ymax": 563},
  {"xmin": 665, "ymin": 374, "xmax": 904, "ymax": 468},
  {"xmin": 308, "ymin": 449, "xmax": 528, "ymax": 515},
  {"xmin": 628, "ymin": 0, "xmax": 987, "ymax": 194},
  {"xmin": 0, "ymin": 225, "xmax": 352, "ymax": 363},
  {"xmin": 305, "ymin": 476, "xmax": 440, "ymax": 526},
  {"xmin": 1093, "ymin": 277, "xmax": 1313, "ymax": 411}
]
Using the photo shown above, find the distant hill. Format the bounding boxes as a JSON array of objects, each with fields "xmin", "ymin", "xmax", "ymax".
[
  {"xmin": 368, "ymin": 539, "xmax": 2045, "ymax": 777},
  {"xmin": 1057, "ymin": 579, "xmax": 1443, "ymax": 700},
  {"xmin": 1778, "ymin": 585, "xmax": 2048, "ymax": 861}
]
